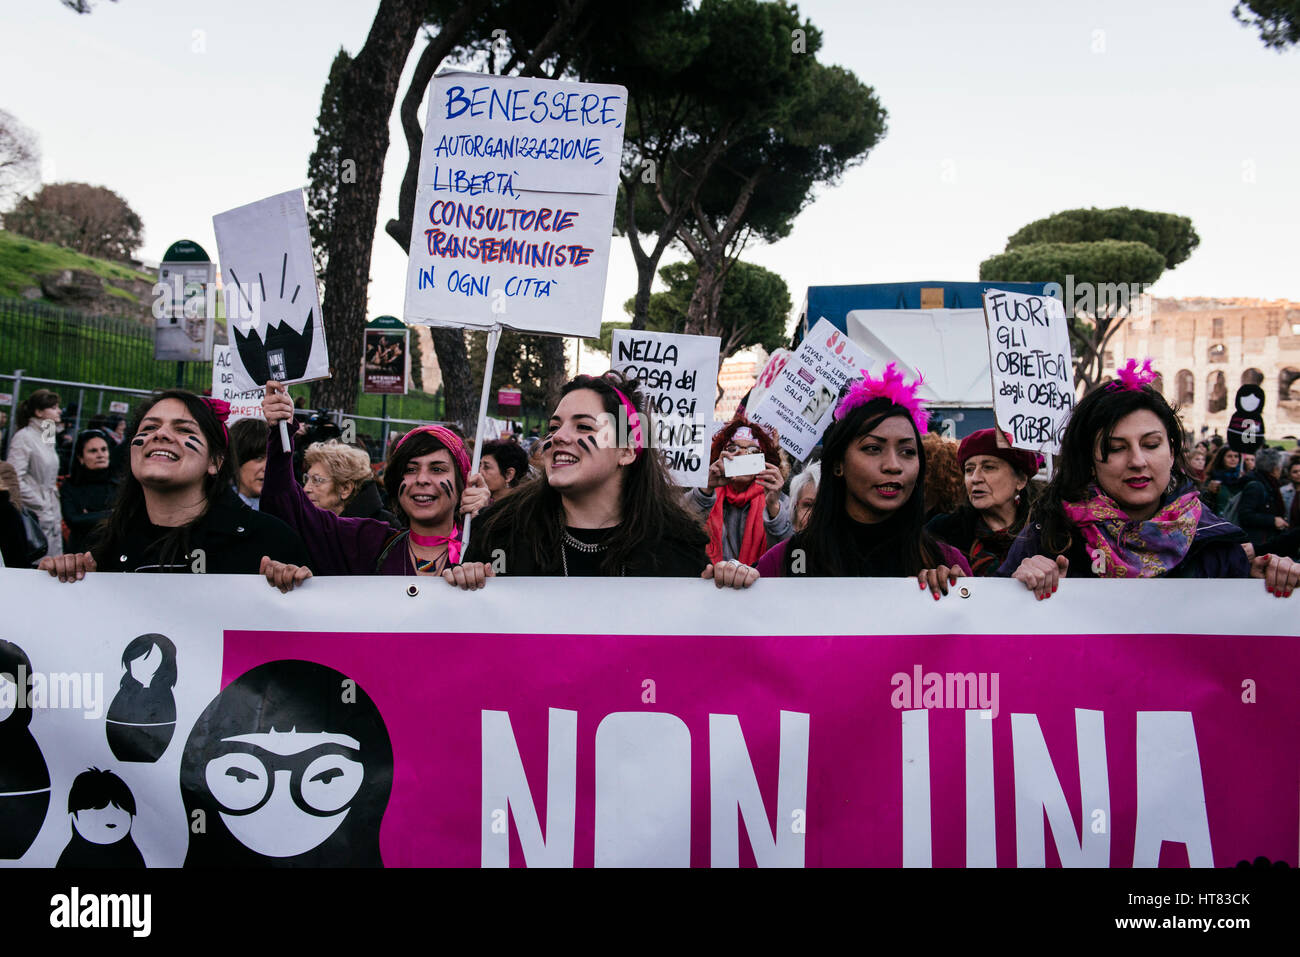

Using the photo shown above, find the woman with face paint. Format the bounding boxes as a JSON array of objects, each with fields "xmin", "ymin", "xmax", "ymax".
[
  {"xmin": 458, "ymin": 372, "xmax": 755, "ymax": 588},
  {"xmin": 1001, "ymin": 359, "xmax": 1300, "ymax": 599},
  {"xmin": 37, "ymin": 390, "xmax": 310, "ymax": 582},
  {"xmin": 258, "ymin": 381, "xmax": 490, "ymax": 584},
  {"xmin": 755, "ymin": 364, "xmax": 972, "ymax": 599}
]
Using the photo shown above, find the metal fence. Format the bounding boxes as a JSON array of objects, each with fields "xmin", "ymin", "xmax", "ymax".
[{"xmin": 0, "ymin": 296, "xmax": 213, "ymax": 392}]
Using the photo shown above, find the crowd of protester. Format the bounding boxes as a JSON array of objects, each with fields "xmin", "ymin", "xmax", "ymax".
[{"xmin": 8, "ymin": 356, "xmax": 1300, "ymax": 601}]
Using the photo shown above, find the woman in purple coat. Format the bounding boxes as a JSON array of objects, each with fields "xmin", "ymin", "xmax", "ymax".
[{"xmin": 258, "ymin": 381, "xmax": 489, "ymax": 584}]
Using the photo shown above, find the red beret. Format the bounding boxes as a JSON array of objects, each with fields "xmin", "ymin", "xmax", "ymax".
[{"xmin": 957, "ymin": 429, "xmax": 1043, "ymax": 477}]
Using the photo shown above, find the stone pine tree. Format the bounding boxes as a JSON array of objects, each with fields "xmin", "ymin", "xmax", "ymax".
[
  {"xmin": 979, "ymin": 207, "xmax": 1199, "ymax": 393},
  {"xmin": 305, "ymin": 49, "xmax": 351, "ymax": 285},
  {"xmin": 1233, "ymin": 1, "xmax": 1300, "ymax": 48}
]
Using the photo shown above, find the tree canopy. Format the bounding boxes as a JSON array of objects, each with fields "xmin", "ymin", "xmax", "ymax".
[
  {"xmin": 616, "ymin": 259, "xmax": 790, "ymax": 360},
  {"xmin": 1233, "ymin": 0, "xmax": 1300, "ymax": 49},
  {"xmin": 980, "ymin": 207, "xmax": 1199, "ymax": 394},
  {"xmin": 0, "ymin": 110, "xmax": 40, "ymax": 211},
  {"xmin": 4, "ymin": 182, "xmax": 144, "ymax": 261}
]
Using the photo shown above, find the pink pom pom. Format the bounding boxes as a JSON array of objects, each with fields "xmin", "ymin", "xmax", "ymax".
[
  {"xmin": 1112, "ymin": 358, "xmax": 1158, "ymax": 392},
  {"xmin": 833, "ymin": 362, "xmax": 929, "ymax": 434}
]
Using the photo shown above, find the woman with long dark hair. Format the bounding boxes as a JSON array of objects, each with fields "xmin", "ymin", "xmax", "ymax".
[
  {"xmin": 61, "ymin": 429, "xmax": 120, "ymax": 554},
  {"xmin": 37, "ymin": 390, "xmax": 308, "ymax": 581},
  {"xmin": 259, "ymin": 380, "xmax": 489, "ymax": 581},
  {"xmin": 1001, "ymin": 360, "xmax": 1300, "ymax": 598},
  {"xmin": 456, "ymin": 371, "xmax": 755, "ymax": 588},
  {"xmin": 755, "ymin": 364, "xmax": 971, "ymax": 597},
  {"xmin": 926, "ymin": 429, "xmax": 1041, "ymax": 576}
]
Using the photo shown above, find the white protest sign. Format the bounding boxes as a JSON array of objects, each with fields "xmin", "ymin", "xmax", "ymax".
[
  {"xmin": 211, "ymin": 345, "xmax": 266, "ymax": 424},
  {"xmin": 213, "ymin": 189, "xmax": 329, "ymax": 395},
  {"xmin": 981, "ymin": 288, "xmax": 1075, "ymax": 455},
  {"xmin": 611, "ymin": 329, "xmax": 720, "ymax": 486},
  {"xmin": 403, "ymin": 71, "xmax": 627, "ymax": 338},
  {"xmin": 750, "ymin": 319, "xmax": 866, "ymax": 462},
  {"xmin": 108, "ymin": 401, "xmax": 130, "ymax": 415}
]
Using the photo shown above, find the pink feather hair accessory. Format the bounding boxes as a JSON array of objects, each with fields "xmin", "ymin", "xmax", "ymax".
[
  {"xmin": 1109, "ymin": 358, "xmax": 1159, "ymax": 392},
  {"xmin": 833, "ymin": 362, "xmax": 929, "ymax": 435}
]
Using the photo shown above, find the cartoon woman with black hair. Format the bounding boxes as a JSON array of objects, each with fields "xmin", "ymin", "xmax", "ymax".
[
  {"xmin": 56, "ymin": 767, "xmax": 146, "ymax": 868},
  {"xmin": 180, "ymin": 660, "xmax": 392, "ymax": 867},
  {"xmin": 0, "ymin": 639, "xmax": 50, "ymax": 859},
  {"xmin": 106, "ymin": 634, "xmax": 177, "ymax": 762}
]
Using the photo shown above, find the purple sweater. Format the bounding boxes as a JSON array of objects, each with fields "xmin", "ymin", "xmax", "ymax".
[
  {"xmin": 260, "ymin": 429, "xmax": 413, "ymax": 575},
  {"xmin": 756, "ymin": 538, "xmax": 973, "ymax": 578}
]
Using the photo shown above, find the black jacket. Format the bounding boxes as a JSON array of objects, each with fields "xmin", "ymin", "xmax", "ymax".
[
  {"xmin": 1238, "ymin": 471, "xmax": 1285, "ymax": 553},
  {"xmin": 94, "ymin": 488, "xmax": 310, "ymax": 574},
  {"xmin": 0, "ymin": 491, "xmax": 28, "ymax": 568},
  {"xmin": 342, "ymin": 480, "xmax": 397, "ymax": 528},
  {"xmin": 61, "ymin": 476, "xmax": 120, "ymax": 553}
]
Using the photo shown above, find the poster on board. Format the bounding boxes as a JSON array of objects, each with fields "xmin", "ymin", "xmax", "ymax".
[
  {"xmin": 611, "ymin": 328, "xmax": 720, "ymax": 485},
  {"xmin": 153, "ymin": 239, "xmax": 216, "ymax": 362},
  {"xmin": 982, "ymin": 288, "xmax": 1075, "ymax": 455},
  {"xmin": 749, "ymin": 319, "xmax": 866, "ymax": 461},
  {"xmin": 402, "ymin": 71, "xmax": 627, "ymax": 338},
  {"xmin": 363, "ymin": 317, "xmax": 409, "ymax": 396},
  {"xmin": 213, "ymin": 189, "xmax": 330, "ymax": 395},
  {"xmin": 210, "ymin": 345, "xmax": 265, "ymax": 424}
]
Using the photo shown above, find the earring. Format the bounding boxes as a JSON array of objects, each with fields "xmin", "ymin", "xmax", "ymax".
[
  {"xmin": 1014, "ymin": 492, "xmax": 1021, "ymax": 505},
  {"xmin": 834, "ymin": 465, "xmax": 844, "ymax": 477}
]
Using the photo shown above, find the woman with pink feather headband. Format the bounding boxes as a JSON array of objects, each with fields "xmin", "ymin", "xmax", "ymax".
[
  {"xmin": 756, "ymin": 364, "xmax": 973, "ymax": 598},
  {"xmin": 1000, "ymin": 359, "xmax": 1300, "ymax": 599},
  {"xmin": 255, "ymin": 380, "xmax": 491, "ymax": 587}
]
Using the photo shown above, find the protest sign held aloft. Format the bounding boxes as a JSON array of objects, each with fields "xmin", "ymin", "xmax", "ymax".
[
  {"xmin": 213, "ymin": 189, "xmax": 331, "ymax": 395},
  {"xmin": 750, "ymin": 319, "xmax": 866, "ymax": 461},
  {"xmin": 402, "ymin": 71, "xmax": 627, "ymax": 339},
  {"xmin": 982, "ymin": 288, "xmax": 1075, "ymax": 455},
  {"xmin": 210, "ymin": 345, "xmax": 265, "ymax": 424},
  {"xmin": 611, "ymin": 329, "xmax": 720, "ymax": 486}
]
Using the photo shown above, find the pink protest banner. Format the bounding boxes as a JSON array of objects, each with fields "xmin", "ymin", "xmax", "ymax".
[{"xmin": 0, "ymin": 573, "xmax": 1295, "ymax": 868}]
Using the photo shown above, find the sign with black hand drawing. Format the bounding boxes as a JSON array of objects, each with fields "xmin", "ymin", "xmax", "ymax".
[
  {"xmin": 402, "ymin": 70, "xmax": 627, "ymax": 338},
  {"xmin": 981, "ymin": 288, "xmax": 1075, "ymax": 456},
  {"xmin": 213, "ymin": 189, "xmax": 330, "ymax": 394}
]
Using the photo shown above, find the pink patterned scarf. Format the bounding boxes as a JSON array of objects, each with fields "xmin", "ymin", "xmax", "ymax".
[{"xmin": 1062, "ymin": 485, "xmax": 1202, "ymax": 578}]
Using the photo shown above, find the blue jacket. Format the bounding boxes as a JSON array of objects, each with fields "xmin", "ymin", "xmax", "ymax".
[{"xmin": 998, "ymin": 503, "xmax": 1251, "ymax": 579}]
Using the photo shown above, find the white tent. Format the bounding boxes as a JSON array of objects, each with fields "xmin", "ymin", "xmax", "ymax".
[{"xmin": 844, "ymin": 308, "xmax": 993, "ymax": 406}]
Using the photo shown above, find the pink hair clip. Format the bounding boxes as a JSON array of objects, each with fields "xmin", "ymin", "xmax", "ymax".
[
  {"xmin": 834, "ymin": 362, "xmax": 929, "ymax": 434},
  {"xmin": 1109, "ymin": 358, "xmax": 1158, "ymax": 392}
]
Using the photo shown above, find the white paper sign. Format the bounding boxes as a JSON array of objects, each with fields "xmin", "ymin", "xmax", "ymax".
[
  {"xmin": 212, "ymin": 189, "xmax": 329, "ymax": 395},
  {"xmin": 749, "ymin": 319, "xmax": 866, "ymax": 461},
  {"xmin": 403, "ymin": 71, "xmax": 627, "ymax": 338},
  {"xmin": 611, "ymin": 329, "xmax": 720, "ymax": 486},
  {"xmin": 211, "ymin": 345, "xmax": 266, "ymax": 425},
  {"xmin": 982, "ymin": 288, "xmax": 1075, "ymax": 455}
]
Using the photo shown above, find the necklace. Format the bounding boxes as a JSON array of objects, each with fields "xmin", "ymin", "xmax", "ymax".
[
  {"xmin": 560, "ymin": 530, "xmax": 625, "ymax": 577},
  {"xmin": 408, "ymin": 539, "xmax": 446, "ymax": 575}
]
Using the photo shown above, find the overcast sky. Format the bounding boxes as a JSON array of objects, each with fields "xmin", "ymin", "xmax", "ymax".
[{"xmin": 3, "ymin": 0, "xmax": 1298, "ymax": 334}]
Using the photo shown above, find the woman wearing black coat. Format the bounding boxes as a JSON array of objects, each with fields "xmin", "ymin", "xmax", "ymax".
[{"xmin": 61, "ymin": 430, "xmax": 120, "ymax": 553}]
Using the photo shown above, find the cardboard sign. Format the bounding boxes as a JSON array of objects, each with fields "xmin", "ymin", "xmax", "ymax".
[
  {"xmin": 611, "ymin": 329, "xmax": 720, "ymax": 485},
  {"xmin": 497, "ymin": 388, "xmax": 522, "ymax": 408},
  {"xmin": 750, "ymin": 319, "xmax": 865, "ymax": 461},
  {"xmin": 1, "ymin": 572, "xmax": 1296, "ymax": 868},
  {"xmin": 213, "ymin": 190, "xmax": 330, "ymax": 394},
  {"xmin": 403, "ymin": 71, "xmax": 627, "ymax": 338},
  {"xmin": 210, "ymin": 345, "xmax": 266, "ymax": 424},
  {"xmin": 363, "ymin": 321, "xmax": 409, "ymax": 396},
  {"xmin": 982, "ymin": 288, "xmax": 1075, "ymax": 455}
]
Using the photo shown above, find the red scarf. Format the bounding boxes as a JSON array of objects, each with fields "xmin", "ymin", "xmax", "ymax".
[{"xmin": 707, "ymin": 482, "xmax": 767, "ymax": 566}]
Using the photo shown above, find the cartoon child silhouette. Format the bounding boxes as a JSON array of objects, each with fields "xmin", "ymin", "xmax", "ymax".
[
  {"xmin": 0, "ymin": 639, "xmax": 51, "ymax": 859},
  {"xmin": 56, "ymin": 767, "xmax": 146, "ymax": 868},
  {"xmin": 1227, "ymin": 384, "xmax": 1267, "ymax": 454},
  {"xmin": 106, "ymin": 634, "xmax": 178, "ymax": 763},
  {"xmin": 181, "ymin": 659, "xmax": 392, "ymax": 867}
]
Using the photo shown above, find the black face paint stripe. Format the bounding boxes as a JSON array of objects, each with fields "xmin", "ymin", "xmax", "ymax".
[
  {"xmin": 131, "ymin": 437, "xmax": 146, "ymax": 447},
  {"xmin": 439, "ymin": 479, "xmax": 452, "ymax": 497},
  {"xmin": 183, "ymin": 438, "xmax": 203, "ymax": 452}
]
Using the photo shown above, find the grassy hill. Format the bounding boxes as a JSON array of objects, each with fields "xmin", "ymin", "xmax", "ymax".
[{"xmin": 0, "ymin": 229, "xmax": 156, "ymax": 310}]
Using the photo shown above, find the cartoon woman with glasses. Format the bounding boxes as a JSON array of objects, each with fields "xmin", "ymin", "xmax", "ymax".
[{"xmin": 180, "ymin": 659, "xmax": 392, "ymax": 867}]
